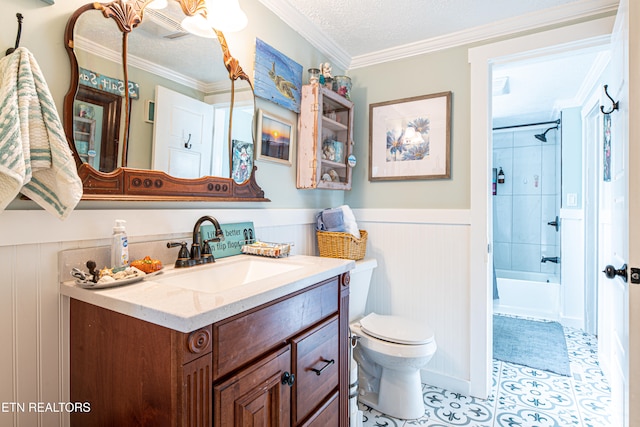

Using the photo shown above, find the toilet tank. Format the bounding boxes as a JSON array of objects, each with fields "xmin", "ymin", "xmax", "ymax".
[{"xmin": 348, "ymin": 258, "xmax": 377, "ymax": 322}]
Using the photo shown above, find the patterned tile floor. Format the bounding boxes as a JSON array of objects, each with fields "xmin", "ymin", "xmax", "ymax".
[{"xmin": 359, "ymin": 325, "xmax": 611, "ymax": 427}]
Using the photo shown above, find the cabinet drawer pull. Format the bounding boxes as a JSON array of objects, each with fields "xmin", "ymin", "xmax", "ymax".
[{"xmin": 311, "ymin": 358, "xmax": 335, "ymax": 376}]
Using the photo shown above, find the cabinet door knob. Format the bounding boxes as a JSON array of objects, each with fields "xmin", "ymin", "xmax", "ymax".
[
  {"xmin": 311, "ymin": 358, "xmax": 335, "ymax": 376},
  {"xmin": 281, "ymin": 371, "xmax": 295, "ymax": 387}
]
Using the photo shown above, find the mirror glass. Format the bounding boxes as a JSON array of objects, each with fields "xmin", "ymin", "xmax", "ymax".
[{"xmin": 63, "ymin": 0, "xmax": 266, "ymax": 201}]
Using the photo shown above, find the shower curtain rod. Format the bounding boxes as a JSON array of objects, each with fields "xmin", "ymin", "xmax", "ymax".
[{"xmin": 492, "ymin": 118, "xmax": 560, "ymax": 131}]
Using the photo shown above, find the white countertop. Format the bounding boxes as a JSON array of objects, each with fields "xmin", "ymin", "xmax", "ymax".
[{"xmin": 60, "ymin": 255, "xmax": 355, "ymax": 332}]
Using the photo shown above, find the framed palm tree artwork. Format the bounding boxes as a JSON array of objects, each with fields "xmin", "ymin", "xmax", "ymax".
[
  {"xmin": 254, "ymin": 38, "xmax": 303, "ymax": 113},
  {"xmin": 369, "ymin": 92, "xmax": 452, "ymax": 181}
]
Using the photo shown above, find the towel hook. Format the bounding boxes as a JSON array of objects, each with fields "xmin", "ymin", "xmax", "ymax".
[
  {"xmin": 5, "ymin": 13, "xmax": 24, "ymax": 56},
  {"xmin": 600, "ymin": 84, "xmax": 619, "ymax": 115},
  {"xmin": 184, "ymin": 133, "xmax": 192, "ymax": 149}
]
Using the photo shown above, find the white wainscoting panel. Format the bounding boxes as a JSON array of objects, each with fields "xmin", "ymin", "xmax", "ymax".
[
  {"xmin": 559, "ymin": 210, "xmax": 585, "ymax": 328},
  {"xmin": 358, "ymin": 216, "xmax": 472, "ymax": 391},
  {"xmin": 0, "ymin": 242, "xmax": 74, "ymax": 427},
  {"xmin": 254, "ymin": 223, "xmax": 319, "ymax": 256}
]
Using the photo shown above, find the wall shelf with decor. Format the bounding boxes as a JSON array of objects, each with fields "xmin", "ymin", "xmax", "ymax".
[{"xmin": 297, "ymin": 84, "xmax": 354, "ymax": 190}]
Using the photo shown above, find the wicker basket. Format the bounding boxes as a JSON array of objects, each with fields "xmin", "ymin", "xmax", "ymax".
[{"xmin": 316, "ymin": 230, "xmax": 367, "ymax": 260}]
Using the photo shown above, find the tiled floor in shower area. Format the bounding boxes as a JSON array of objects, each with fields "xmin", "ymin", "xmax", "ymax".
[{"xmin": 359, "ymin": 326, "xmax": 611, "ymax": 427}]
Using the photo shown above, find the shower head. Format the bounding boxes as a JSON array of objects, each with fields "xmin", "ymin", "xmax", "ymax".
[{"xmin": 534, "ymin": 125, "xmax": 558, "ymax": 142}]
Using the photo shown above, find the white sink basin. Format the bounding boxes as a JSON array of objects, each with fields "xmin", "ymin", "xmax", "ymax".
[{"xmin": 152, "ymin": 257, "xmax": 303, "ymax": 293}]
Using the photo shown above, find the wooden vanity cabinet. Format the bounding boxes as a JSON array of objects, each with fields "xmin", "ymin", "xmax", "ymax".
[
  {"xmin": 214, "ymin": 345, "xmax": 292, "ymax": 426},
  {"xmin": 69, "ymin": 273, "xmax": 350, "ymax": 427},
  {"xmin": 69, "ymin": 300, "xmax": 213, "ymax": 426}
]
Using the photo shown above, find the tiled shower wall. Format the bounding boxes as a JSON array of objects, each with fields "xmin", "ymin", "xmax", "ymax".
[{"xmin": 493, "ymin": 127, "xmax": 561, "ymax": 275}]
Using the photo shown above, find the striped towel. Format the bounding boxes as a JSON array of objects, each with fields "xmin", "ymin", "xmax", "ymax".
[{"xmin": 0, "ymin": 47, "xmax": 82, "ymax": 219}]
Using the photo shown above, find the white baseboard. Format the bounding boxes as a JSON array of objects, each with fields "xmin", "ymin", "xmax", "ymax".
[
  {"xmin": 420, "ymin": 369, "xmax": 474, "ymax": 398},
  {"xmin": 560, "ymin": 315, "xmax": 585, "ymax": 329}
]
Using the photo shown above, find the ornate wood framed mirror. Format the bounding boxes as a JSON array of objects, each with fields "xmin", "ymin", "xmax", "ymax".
[{"xmin": 63, "ymin": 0, "xmax": 268, "ymax": 201}]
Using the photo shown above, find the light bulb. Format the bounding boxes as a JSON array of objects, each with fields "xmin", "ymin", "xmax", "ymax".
[
  {"xmin": 206, "ymin": 0, "xmax": 248, "ymax": 33},
  {"xmin": 181, "ymin": 13, "xmax": 216, "ymax": 38},
  {"xmin": 146, "ymin": 0, "xmax": 168, "ymax": 9}
]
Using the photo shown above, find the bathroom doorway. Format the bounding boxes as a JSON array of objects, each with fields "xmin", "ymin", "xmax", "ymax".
[
  {"xmin": 469, "ymin": 14, "xmax": 639, "ymax": 422},
  {"xmin": 489, "ymin": 44, "xmax": 610, "ymax": 328},
  {"xmin": 491, "ymin": 119, "xmax": 562, "ymax": 322}
]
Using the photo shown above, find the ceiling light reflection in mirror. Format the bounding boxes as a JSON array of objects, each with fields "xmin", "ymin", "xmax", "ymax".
[{"xmin": 181, "ymin": 0, "xmax": 247, "ymax": 36}]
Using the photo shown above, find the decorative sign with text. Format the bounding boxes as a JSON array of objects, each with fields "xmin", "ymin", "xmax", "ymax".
[
  {"xmin": 79, "ymin": 67, "xmax": 140, "ymax": 100},
  {"xmin": 199, "ymin": 222, "xmax": 255, "ymax": 259}
]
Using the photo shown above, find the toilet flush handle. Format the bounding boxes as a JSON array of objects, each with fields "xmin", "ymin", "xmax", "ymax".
[{"xmin": 350, "ymin": 335, "xmax": 360, "ymax": 347}]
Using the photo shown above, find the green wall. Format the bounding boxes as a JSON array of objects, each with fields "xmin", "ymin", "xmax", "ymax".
[{"xmin": 345, "ymin": 46, "xmax": 471, "ymax": 209}]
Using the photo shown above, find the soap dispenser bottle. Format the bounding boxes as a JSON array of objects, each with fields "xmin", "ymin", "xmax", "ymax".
[{"xmin": 111, "ymin": 220, "xmax": 129, "ymax": 268}]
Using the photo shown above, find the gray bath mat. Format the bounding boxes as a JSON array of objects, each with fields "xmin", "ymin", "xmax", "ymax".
[{"xmin": 493, "ymin": 315, "xmax": 571, "ymax": 376}]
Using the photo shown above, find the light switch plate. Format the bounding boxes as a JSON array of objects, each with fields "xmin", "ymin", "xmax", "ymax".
[{"xmin": 567, "ymin": 193, "xmax": 577, "ymax": 207}]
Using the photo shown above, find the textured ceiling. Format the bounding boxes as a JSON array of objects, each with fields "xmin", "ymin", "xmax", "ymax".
[
  {"xmin": 282, "ymin": 0, "xmax": 583, "ymax": 57},
  {"xmin": 261, "ymin": 0, "xmax": 617, "ymax": 68},
  {"xmin": 262, "ymin": 0, "xmax": 617, "ymax": 122}
]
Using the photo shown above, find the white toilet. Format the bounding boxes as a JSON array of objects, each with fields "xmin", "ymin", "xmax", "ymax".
[{"xmin": 349, "ymin": 258, "xmax": 437, "ymax": 420}]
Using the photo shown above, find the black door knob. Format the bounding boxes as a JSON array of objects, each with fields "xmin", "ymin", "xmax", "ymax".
[{"xmin": 603, "ymin": 264, "xmax": 627, "ymax": 282}]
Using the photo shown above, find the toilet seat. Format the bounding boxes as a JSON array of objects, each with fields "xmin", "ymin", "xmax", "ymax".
[{"xmin": 360, "ymin": 313, "xmax": 434, "ymax": 345}]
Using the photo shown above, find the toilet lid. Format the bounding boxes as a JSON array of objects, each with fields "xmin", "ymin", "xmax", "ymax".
[{"xmin": 360, "ymin": 313, "xmax": 434, "ymax": 345}]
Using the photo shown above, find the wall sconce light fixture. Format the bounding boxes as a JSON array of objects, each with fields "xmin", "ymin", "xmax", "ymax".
[{"xmin": 181, "ymin": 0, "xmax": 248, "ymax": 37}]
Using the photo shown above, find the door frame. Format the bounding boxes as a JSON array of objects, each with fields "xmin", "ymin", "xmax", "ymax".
[
  {"xmin": 75, "ymin": 86, "xmax": 123, "ymax": 172},
  {"xmin": 628, "ymin": 0, "xmax": 640, "ymax": 422},
  {"xmin": 582, "ymin": 88, "xmax": 607, "ymax": 335},
  {"xmin": 468, "ymin": 17, "xmax": 615, "ymax": 398}
]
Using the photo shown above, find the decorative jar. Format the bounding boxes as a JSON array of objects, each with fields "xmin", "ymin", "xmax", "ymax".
[
  {"xmin": 333, "ymin": 75, "xmax": 352, "ymax": 99},
  {"xmin": 308, "ymin": 68, "xmax": 320, "ymax": 84}
]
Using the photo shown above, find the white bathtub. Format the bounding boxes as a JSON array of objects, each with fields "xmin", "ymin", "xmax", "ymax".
[{"xmin": 493, "ymin": 269, "xmax": 560, "ymax": 321}]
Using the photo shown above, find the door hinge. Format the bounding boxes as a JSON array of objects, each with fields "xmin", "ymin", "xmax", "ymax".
[{"xmin": 631, "ymin": 267, "xmax": 640, "ymax": 284}]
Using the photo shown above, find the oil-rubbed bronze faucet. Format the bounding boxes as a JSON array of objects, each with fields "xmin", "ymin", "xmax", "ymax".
[
  {"xmin": 191, "ymin": 215, "xmax": 225, "ymax": 265},
  {"xmin": 167, "ymin": 216, "xmax": 226, "ymax": 267}
]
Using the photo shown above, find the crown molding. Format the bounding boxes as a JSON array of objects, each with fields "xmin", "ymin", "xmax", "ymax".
[
  {"xmin": 75, "ymin": 36, "xmax": 214, "ymax": 93},
  {"xmin": 257, "ymin": 0, "xmax": 351, "ymax": 71},
  {"xmin": 351, "ymin": 0, "xmax": 617, "ymax": 69},
  {"xmin": 261, "ymin": 0, "xmax": 616, "ymax": 71}
]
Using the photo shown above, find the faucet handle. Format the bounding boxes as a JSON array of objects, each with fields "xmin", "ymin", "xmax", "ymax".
[
  {"xmin": 190, "ymin": 241, "xmax": 201, "ymax": 263},
  {"xmin": 201, "ymin": 239, "xmax": 217, "ymax": 264},
  {"xmin": 167, "ymin": 241, "xmax": 194, "ymax": 268}
]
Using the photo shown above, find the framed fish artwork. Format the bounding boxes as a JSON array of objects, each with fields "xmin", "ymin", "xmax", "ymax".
[{"xmin": 254, "ymin": 38, "xmax": 303, "ymax": 113}]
